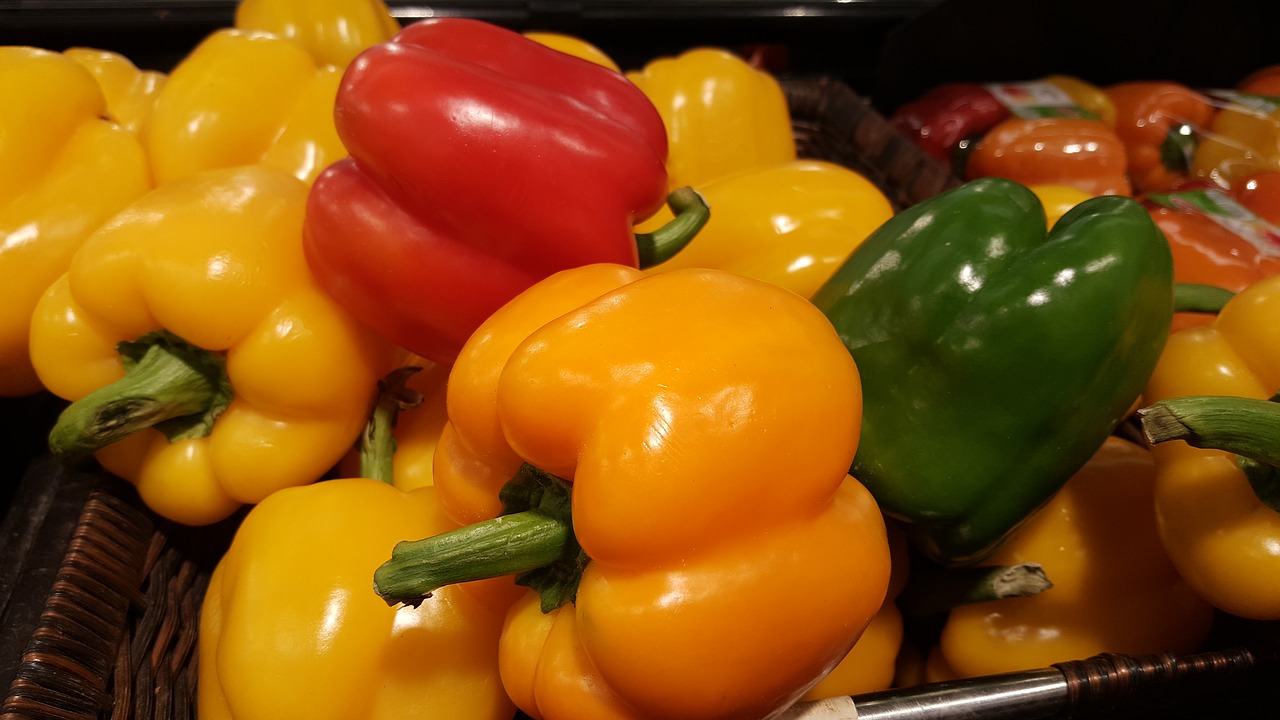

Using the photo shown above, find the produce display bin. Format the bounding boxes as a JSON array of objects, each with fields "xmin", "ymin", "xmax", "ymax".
[
  {"xmin": 3, "ymin": 75, "xmax": 1278, "ymax": 718},
  {"xmin": 3, "ymin": 3, "xmax": 1280, "ymax": 719}
]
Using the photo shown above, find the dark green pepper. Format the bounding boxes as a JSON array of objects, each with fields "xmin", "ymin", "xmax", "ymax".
[{"xmin": 811, "ymin": 177, "xmax": 1174, "ymax": 564}]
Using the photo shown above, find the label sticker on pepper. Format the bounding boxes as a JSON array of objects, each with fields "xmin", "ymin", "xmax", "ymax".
[
  {"xmin": 1148, "ymin": 188, "xmax": 1280, "ymax": 255},
  {"xmin": 1203, "ymin": 89, "xmax": 1280, "ymax": 115},
  {"xmin": 984, "ymin": 81, "xmax": 1096, "ymax": 120}
]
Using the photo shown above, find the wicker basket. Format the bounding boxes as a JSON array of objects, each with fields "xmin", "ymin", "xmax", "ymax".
[{"xmin": 1, "ymin": 78, "xmax": 1272, "ymax": 720}]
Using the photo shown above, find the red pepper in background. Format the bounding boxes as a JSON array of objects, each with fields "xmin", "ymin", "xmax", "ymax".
[
  {"xmin": 1238, "ymin": 65, "xmax": 1280, "ymax": 98},
  {"xmin": 888, "ymin": 83, "xmax": 1009, "ymax": 168},
  {"xmin": 1107, "ymin": 81, "xmax": 1217, "ymax": 194},
  {"xmin": 303, "ymin": 18, "xmax": 678, "ymax": 365}
]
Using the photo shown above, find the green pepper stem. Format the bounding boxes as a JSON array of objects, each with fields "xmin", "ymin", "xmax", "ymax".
[
  {"xmin": 1138, "ymin": 395, "xmax": 1280, "ymax": 511},
  {"xmin": 635, "ymin": 186, "xmax": 710, "ymax": 268},
  {"xmin": 359, "ymin": 367, "xmax": 424, "ymax": 485},
  {"xmin": 48, "ymin": 330, "xmax": 232, "ymax": 461},
  {"xmin": 1173, "ymin": 282, "xmax": 1235, "ymax": 315},
  {"xmin": 896, "ymin": 562, "xmax": 1053, "ymax": 617},
  {"xmin": 373, "ymin": 509, "xmax": 569, "ymax": 607},
  {"xmin": 374, "ymin": 464, "xmax": 586, "ymax": 611}
]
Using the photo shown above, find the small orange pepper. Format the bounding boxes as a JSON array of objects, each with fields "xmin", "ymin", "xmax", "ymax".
[
  {"xmin": 965, "ymin": 117, "xmax": 1131, "ymax": 197},
  {"xmin": 1107, "ymin": 81, "xmax": 1217, "ymax": 194}
]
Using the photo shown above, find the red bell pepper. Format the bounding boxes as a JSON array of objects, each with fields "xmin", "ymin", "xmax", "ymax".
[
  {"xmin": 888, "ymin": 83, "xmax": 1009, "ymax": 168},
  {"xmin": 303, "ymin": 18, "xmax": 703, "ymax": 365}
]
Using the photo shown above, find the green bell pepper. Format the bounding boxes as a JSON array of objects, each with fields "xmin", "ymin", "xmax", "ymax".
[{"xmin": 811, "ymin": 177, "xmax": 1174, "ymax": 565}]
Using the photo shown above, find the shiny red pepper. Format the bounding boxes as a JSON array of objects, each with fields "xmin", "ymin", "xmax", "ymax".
[
  {"xmin": 888, "ymin": 83, "xmax": 1009, "ymax": 168},
  {"xmin": 303, "ymin": 18, "xmax": 677, "ymax": 365}
]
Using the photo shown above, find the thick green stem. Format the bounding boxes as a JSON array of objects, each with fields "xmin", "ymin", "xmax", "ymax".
[
  {"xmin": 373, "ymin": 464, "xmax": 587, "ymax": 611},
  {"xmin": 373, "ymin": 509, "xmax": 570, "ymax": 607},
  {"xmin": 1138, "ymin": 395, "xmax": 1280, "ymax": 511},
  {"xmin": 897, "ymin": 562, "xmax": 1053, "ymax": 617},
  {"xmin": 1173, "ymin": 282, "xmax": 1235, "ymax": 315},
  {"xmin": 359, "ymin": 366, "xmax": 424, "ymax": 485},
  {"xmin": 48, "ymin": 330, "xmax": 232, "ymax": 461},
  {"xmin": 635, "ymin": 186, "xmax": 710, "ymax": 268}
]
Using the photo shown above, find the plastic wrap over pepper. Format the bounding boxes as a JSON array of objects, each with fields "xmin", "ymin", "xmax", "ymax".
[
  {"xmin": 811, "ymin": 178, "xmax": 1174, "ymax": 564},
  {"xmin": 890, "ymin": 77, "xmax": 1128, "ymax": 197},
  {"xmin": 0, "ymin": 47, "xmax": 152, "ymax": 397},
  {"xmin": 372, "ymin": 264, "xmax": 892, "ymax": 720},
  {"xmin": 304, "ymin": 18, "xmax": 695, "ymax": 366},
  {"xmin": 1143, "ymin": 187, "xmax": 1280, "ymax": 331}
]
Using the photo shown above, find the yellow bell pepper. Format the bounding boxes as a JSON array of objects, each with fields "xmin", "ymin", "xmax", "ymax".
[
  {"xmin": 144, "ymin": 28, "xmax": 346, "ymax": 186},
  {"xmin": 63, "ymin": 47, "xmax": 167, "ymax": 134},
  {"xmin": 626, "ymin": 47, "xmax": 796, "ymax": 191},
  {"xmin": 374, "ymin": 264, "xmax": 892, "ymax": 719},
  {"xmin": 28, "ymin": 164, "xmax": 394, "ymax": 526},
  {"xmin": 524, "ymin": 31, "xmax": 620, "ymax": 72},
  {"xmin": 925, "ymin": 437, "xmax": 1215, "ymax": 681},
  {"xmin": 1139, "ymin": 273, "xmax": 1280, "ymax": 620},
  {"xmin": 0, "ymin": 47, "xmax": 152, "ymax": 398},
  {"xmin": 1192, "ymin": 92, "xmax": 1280, "ymax": 189},
  {"xmin": 640, "ymin": 159, "xmax": 894, "ymax": 298},
  {"xmin": 1029, "ymin": 183, "xmax": 1094, "ymax": 229},
  {"xmin": 1043, "ymin": 74, "xmax": 1117, "ymax": 127},
  {"xmin": 199, "ymin": 369, "xmax": 514, "ymax": 720},
  {"xmin": 234, "ymin": 0, "xmax": 400, "ymax": 69}
]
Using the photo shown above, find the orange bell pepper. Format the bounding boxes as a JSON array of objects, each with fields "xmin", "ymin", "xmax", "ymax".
[
  {"xmin": 1107, "ymin": 81, "xmax": 1217, "ymax": 194},
  {"xmin": 1139, "ymin": 273, "xmax": 1280, "ymax": 621},
  {"xmin": 1234, "ymin": 170, "xmax": 1280, "ymax": 225},
  {"xmin": 964, "ymin": 117, "xmax": 1131, "ymax": 197},
  {"xmin": 926, "ymin": 436, "xmax": 1215, "ymax": 680},
  {"xmin": 1143, "ymin": 188, "xmax": 1280, "ymax": 331},
  {"xmin": 373, "ymin": 263, "xmax": 892, "ymax": 720},
  {"xmin": 1238, "ymin": 65, "xmax": 1280, "ymax": 97}
]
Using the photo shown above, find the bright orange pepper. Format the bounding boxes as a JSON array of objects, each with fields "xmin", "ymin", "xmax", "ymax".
[
  {"xmin": 964, "ymin": 117, "xmax": 1131, "ymax": 197},
  {"xmin": 1144, "ymin": 197, "xmax": 1280, "ymax": 331},
  {"xmin": 1238, "ymin": 65, "xmax": 1280, "ymax": 97},
  {"xmin": 1234, "ymin": 170, "xmax": 1280, "ymax": 225},
  {"xmin": 1107, "ymin": 81, "xmax": 1217, "ymax": 194}
]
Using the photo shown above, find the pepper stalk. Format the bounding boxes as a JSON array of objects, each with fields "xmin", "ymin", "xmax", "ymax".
[
  {"xmin": 373, "ymin": 464, "xmax": 586, "ymax": 612},
  {"xmin": 1138, "ymin": 394, "xmax": 1280, "ymax": 512}
]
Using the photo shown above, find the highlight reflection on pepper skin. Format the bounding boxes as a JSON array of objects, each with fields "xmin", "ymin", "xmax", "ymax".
[{"xmin": 811, "ymin": 177, "xmax": 1174, "ymax": 565}]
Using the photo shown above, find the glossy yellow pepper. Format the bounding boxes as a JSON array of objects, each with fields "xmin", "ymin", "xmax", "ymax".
[
  {"xmin": 926, "ymin": 437, "xmax": 1215, "ymax": 680},
  {"xmin": 640, "ymin": 159, "xmax": 894, "ymax": 298},
  {"xmin": 63, "ymin": 47, "xmax": 167, "ymax": 134},
  {"xmin": 29, "ymin": 165, "xmax": 394, "ymax": 526},
  {"xmin": 234, "ymin": 0, "xmax": 400, "ymax": 68},
  {"xmin": 0, "ymin": 47, "xmax": 152, "ymax": 397},
  {"xmin": 1043, "ymin": 74, "xmax": 1117, "ymax": 127},
  {"xmin": 626, "ymin": 47, "xmax": 796, "ymax": 191},
  {"xmin": 144, "ymin": 28, "xmax": 346, "ymax": 186},
  {"xmin": 199, "ymin": 371, "xmax": 512, "ymax": 720},
  {"xmin": 1029, "ymin": 183, "xmax": 1094, "ymax": 229},
  {"xmin": 1140, "ymin": 273, "xmax": 1280, "ymax": 620},
  {"xmin": 524, "ymin": 31, "xmax": 620, "ymax": 72},
  {"xmin": 1192, "ymin": 93, "xmax": 1280, "ymax": 189},
  {"xmin": 375, "ymin": 264, "xmax": 892, "ymax": 720}
]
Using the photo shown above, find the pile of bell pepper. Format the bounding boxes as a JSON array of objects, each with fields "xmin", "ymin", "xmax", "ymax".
[
  {"xmin": 7, "ymin": 0, "xmax": 1280, "ymax": 717},
  {"xmin": 888, "ymin": 71, "xmax": 1280, "ymax": 335}
]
